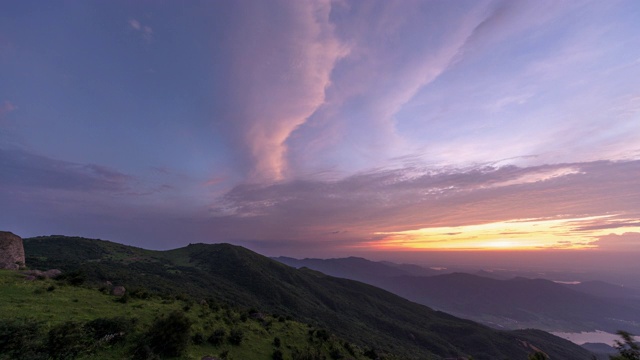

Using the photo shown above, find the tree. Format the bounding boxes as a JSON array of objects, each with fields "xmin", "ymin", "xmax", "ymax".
[{"xmin": 611, "ymin": 331, "xmax": 640, "ymax": 360}]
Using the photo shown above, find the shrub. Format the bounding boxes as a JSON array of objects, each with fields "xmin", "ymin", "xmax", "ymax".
[
  {"xmin": 84, "ymin": 317, "xmax": 134, "ymax": 343},
  {"xmin": 292, "ymin": 347, "xmax": 325, "ymax": 360},
  {"xmin": 0, "ymin": 319, "xmax": 47, "ymax": 360},
  {"xmin": 273, "ymin": 336, "xmax": 281, "ymax": 347},
  {"xmin": 59, "ymin": 269, "xmax": 87, "ymax": 286},
  {"xmin": 192, "ymin": 332, "xmax": 205, "ymax": 345},
  {"xmin": 315, "ymin": 329, "xmax": 330, "ymax": 342},
  {"xmin": 272, "ymin": 349, "xmax": 284, "ymax": 360},
  {"xmin": 115, "ymin": 292, "xmax": 130, "ymax": 304},
  {"xmin": 140, "ymin": 311, "xmax": 191, "ymax": 358},
  {"xmin": 47, "ymin": 321, "xmax": 88, "ymax": 359},
  {"xmin": 330, "ymin": 346, "xmax": 344, "ymax": 360},
  {"xmin": 228, "ymin": 328, "xmax": 244, "ymax": 345},
  {"xmin": 129, "ymin": 288, "xmax": 152, "ymax": 300},
  {"xmin": 207, "ymin": 328, "xmax": 226, "ymax": 346}
]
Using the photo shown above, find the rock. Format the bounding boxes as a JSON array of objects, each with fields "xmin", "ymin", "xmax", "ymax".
[
  {"xmin": 112, "ymin": 286, "xmax": 126, "ymax": 296},
  {"xmin": 24, "ymin": 275, "xmax": 36, "ymax": 281},
  {"xmin": 44, "ymin": 269, "xmax": 62, "ymax": 279},
  {"xmin": 201, "ymin": 356, "xmax": 221, "ymax": 360},
  {"xmin": 22, "ymin": 270, "xmax": 43, "ymax": 277},
  {"xmin": 0, "ymin": 231, "xmax": 25, "ymax": 270},
  {"xmin": 22, "ymin": 269, "xmax": 61, "ymax": 279}
]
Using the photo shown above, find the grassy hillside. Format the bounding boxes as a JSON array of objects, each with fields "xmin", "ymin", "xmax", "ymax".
[
  {"xmin": 0, "ymin": 270, "xmax": 374, "ymax": 360},
  {"xmin": 20, "ymin": 236, "xmax": 595, "ymax": 359}
]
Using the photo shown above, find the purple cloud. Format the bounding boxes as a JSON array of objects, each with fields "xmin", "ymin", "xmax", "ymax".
[
  {"xmin": 217, "ymin": 0, "xmax": 346, "ymax": 182},
  {"xmin": 0, "ymin": 148, "xmax": 131, "ymax": 192}
]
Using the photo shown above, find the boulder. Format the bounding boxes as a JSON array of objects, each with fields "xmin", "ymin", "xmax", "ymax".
[
  {"xmin": 0, "ymin": 231, "xmax": 25, "ymax": 270},
  {"xmin": 44, "ymin": 269, "xmax": 62, "ymax": 279},
  {"xmin": 112, "ymin": 286, "xmax": 126, "ymax": 296}
]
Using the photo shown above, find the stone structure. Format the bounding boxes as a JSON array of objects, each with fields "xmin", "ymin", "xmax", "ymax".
[{"xmin": 0, "ymin": 231, "xmax": 25, "ymax": 270}]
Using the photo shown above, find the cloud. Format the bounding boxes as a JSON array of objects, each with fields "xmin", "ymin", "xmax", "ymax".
[
  {"xmin": 206, "ymin": 160, "xmax": 640, "ymax": 249},
  {"xmin": 286, "ymin": 1, "xmax": 499, "ymax": 176},
  {"xmin": 218, "ymin": 0, "xmax": 347, "ymax": 182},
  {"xmin": 129, "ymin": 18, "xmax": 153, "ymax": 42},
  {"xmin": 128, "ymin": 19, "xmax": 141, "ymax": 30},
  {"xmin": 0, "ymin": 147, "xmax": 131, "ymax": 192},
  {"xmin": 589, "ymin": 233, "xmax": 640, "ymax": 252},
  {"xmin": 0, "ymin": 100, "xmax": 16, "ymax": 122}
]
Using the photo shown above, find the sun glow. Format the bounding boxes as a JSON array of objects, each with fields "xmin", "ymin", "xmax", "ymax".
[{"xmin": 368, "ymin": 215, "xmax": 640, "ymax": 251}]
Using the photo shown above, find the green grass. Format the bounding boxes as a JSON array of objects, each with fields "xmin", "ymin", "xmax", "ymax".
[{"xmin": 0, "ymin": 270, "xmax": 371, "ymax": 360}]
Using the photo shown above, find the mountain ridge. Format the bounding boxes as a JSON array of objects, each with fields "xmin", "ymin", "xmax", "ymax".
[
  {"xmin": 21, "ymin": 235, "xmax": 594, "ymax": 360},
  {"xmin": 275, "ymin": 256, "xmax": 640, "ymax": 334}
]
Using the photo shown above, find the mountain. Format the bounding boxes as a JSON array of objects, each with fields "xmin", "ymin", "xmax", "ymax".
[
  {"xmin": 581, "ymin": 342, "xmax": 617, "ymax": 360},
  {"xmin": 273, "ymin": 256, "xmax": 438, "ymax": 285},
  {"xmin": 379, "ymin": 273, "xmax": 640, "ymax": 333},
  {"xmin": 22, "ymin": 235, "xmax": 593, "ymax": 360},
  {"xmin": 565, "ymin": 280, "xmax": 640, "ymax": 299},
  {"xmin": 274, "ymin": 256, "xmax": 640, "ymax": 333},
  {"xmin": 0, "ymin": 269, "xmax": 372, "ymax": 360}
]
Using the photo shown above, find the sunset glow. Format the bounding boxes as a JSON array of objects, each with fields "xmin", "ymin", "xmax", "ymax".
[{"xmin": 369, "ymin": 215, "xmax": 640, "ymax": 251}]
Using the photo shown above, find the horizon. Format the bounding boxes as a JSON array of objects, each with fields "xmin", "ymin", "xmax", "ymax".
[{"xmin": 1, "ymin": 1, "xmax": 639, "ymax": 263}]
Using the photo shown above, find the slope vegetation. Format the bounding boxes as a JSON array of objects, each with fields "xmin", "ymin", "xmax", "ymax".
[{"xmin": 23, "ymin": 236, "xmax": 594, "ymax": 359}]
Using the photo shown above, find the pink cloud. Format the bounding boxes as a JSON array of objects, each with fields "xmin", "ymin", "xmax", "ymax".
[{"xmin": 222, "ymin": 0, "xmax": 347, "ymax": 182}]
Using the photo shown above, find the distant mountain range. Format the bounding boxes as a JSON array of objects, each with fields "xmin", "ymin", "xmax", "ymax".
[
  {"xmin": 22, "ymin": 236, "xmax": 594, "ymax": 360},
  {"xmin": 275, "ymin": 256, "xmax": 640, "ymax": 334}
]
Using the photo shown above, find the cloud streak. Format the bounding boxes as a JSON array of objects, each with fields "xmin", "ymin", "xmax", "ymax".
[
  {"xmin": 206, "ymin": 160, "xmax": 640, "ymax": 252},
  {"xmin": 219, "ymin": 0, "xmax": 346, "ymax": 182}
]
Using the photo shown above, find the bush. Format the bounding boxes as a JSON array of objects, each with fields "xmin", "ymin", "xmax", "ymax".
[
  {"xmin": 330, "ymin": 346, "xmax": 344, "ymax": 360},
  {"xmin": 228, "ymin": 328, "xmax": 244, "ymax": 345},
  {"xmin": 129, "ymin": 288, "xmax": 152, "ymax": 300},
  {"xmin": 138, "ymin": 311, "xmax": 191, "ymax": 358},
  {"xmin": 84, "ymin": 317, "xmax": 134, "ymax": 343},
  {"xmin": 0, "ymin": 319, "xmax": 47, "ymax": 360},
  {"xmin": 207, "ymin": 328, "xmax": 226, "ymax": 346},
  {"xmin": 192, "ymin": 332, "xmax": 205, "ymax": 345},
  {"xmin": 292, "ymin": 347, "xmax": 324, "ymax": 360},
  {"xmin": 47, "ymin": 321, "xmax": 88, "ymax": 359},
  {"xmin": 315, "ymin": 329, "xmax": 330, "ymax": 342},
  {"xmin": 272, "ymin": 349, "xmax": 284, "ymax": 360},
  {"xmin": 59, "ymin": 269, "xmax": 87, "ymax": 286}
]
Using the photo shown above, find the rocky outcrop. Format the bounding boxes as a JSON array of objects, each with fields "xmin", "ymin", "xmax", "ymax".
[{"xmin": 0, "ymin": 231, "xmax": 25, "ymax": 270}]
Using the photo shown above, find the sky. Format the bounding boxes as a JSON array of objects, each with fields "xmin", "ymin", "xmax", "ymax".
[{"xmin": 1, "ymin": 0, "xmax": 640, "ymax": 262}]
